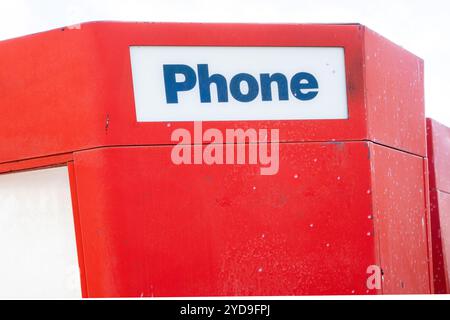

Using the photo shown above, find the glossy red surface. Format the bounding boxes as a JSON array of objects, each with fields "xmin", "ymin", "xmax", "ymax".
[
  {"xmin": 0, "ymin": 22, "xmax": 425, "ymax": 165},
  {"xmin": 370, "ymin": 143, "xmax": 431, "ymax": 294},
  {"xmin": 72, "ymin": 143, "xmax": 378, "ymax": 297},
  {"xmin": 0, "ymin": 22, "xmax": 431, "ymax": 297},
  {"xmin": 427, "ymin": 118, "xmax": 450, "ymax": 293},
  {"xmin": 365, "ymin": 28, "xmax": 426, "ymax": 157}
]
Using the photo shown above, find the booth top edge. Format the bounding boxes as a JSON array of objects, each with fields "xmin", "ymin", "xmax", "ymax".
[
  {"xmin": 0, "ymin": 21, "xmax": 365, "ymax": 43},
  {"xmin": 0, "ymin": 21, "xmax": 422, "ymax": 62}
]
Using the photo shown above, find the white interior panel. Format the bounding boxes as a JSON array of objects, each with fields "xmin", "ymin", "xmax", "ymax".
[{"xmin": 0, "ymin": 167, "xmax": 82, "ymax": 299}]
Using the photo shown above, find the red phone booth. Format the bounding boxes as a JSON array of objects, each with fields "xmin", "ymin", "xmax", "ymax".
[{"xmin": 0, "ymin": 22, "xmax": 431, "ymax": 298}]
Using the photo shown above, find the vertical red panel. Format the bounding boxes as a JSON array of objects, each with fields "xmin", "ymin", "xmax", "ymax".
[
  {"xmin": 370, "ymin": 143, "xmax": 430, "ymax": 294},
  {"xmin": 73, "ymin": 142, "xmax": 375, "ymax": 297},
  {"xmin": 422, "ymin": 158, "xmax": 435, "ymax": 294},
  {"xmin": 68, "ymin": 162, "xmax": 88, "ymax": 298},
  {"xmin": 436, "ymin": 191, "xmax": 450, "ymax": 289},
  {"xmin": 427, "ymin": 118, "xmax": 450, "ymax": 293},
  {"xmin": 365, "ymin": 28, "xmax": 426, "ymax": 157},
  {"xmin": 427, "ymin": 119, "xmax": 450, "ymax": 192}
]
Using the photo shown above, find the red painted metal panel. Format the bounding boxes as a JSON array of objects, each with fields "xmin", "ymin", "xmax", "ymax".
[
  {"xmin": 0, "ymin": 23, "xmax": 430, "ymax": 297},
  {"xmin": 370, "ymin": 143, "xmax": 430, "ymax": 294},
  {"xmin": 72, "ymin": 142, "xmax": 375, "ymax": 297},
  {"xmin": 427, "ymin": 119, "xmax": 450, "ymax": 193},
  {"xmin": 427, "ymin": 118, "xmax": 450, "ymax": 293},
  {"xmin": 0, "ymin": 22, "xmax": 426, "ymax": 166},
  {"xmin": 429, "ymin": 187, "xmax": 447, "ymax": 293},
  {"xmin": 0, "ymin": 27, "xmax": 107, "ymax": 164},
  {"xmin": 422, "ymin": 158, "xmax": 435, "ymax": 294},
  {"xmin": 436, "ymin": 191, "xmax": 450, "ymax": 290},
  {"xmin": 0, "ymin": 23, "xmax": 366, "ymax": 164},
  {"xmin": 0, "ymin": 153, "xmax": 73, "ymax": 174},
  {"xmin": 365, "ymin": 28, "xmax": 426, "ymax": 157},
  {"xmin": 67, "ymin": 162, "xmax": 89, "ymax": 297}
]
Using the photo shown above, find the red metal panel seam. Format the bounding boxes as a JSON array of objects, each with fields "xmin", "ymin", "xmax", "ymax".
[
  {"xmin": 361, "ymin": 25, "xmax": 371, "ymax": 152},
  {"xmin": 368, "ymin": 142, "xmax": 384, "ymax": 295},
  {"xmin": 426, "ymin": 120, "xmax": 446, "ymax": 293},
  {"xmin": 362, "ymin": 26, "xmax": 384, "ymax": 295},
  {"xmin": 426, "ymin": 121, "xmax": 438, "ymax": 292},
  {"xmin": 0, "ymin": 138, "xmax": 427, "ymax": 174},
  {"xmin": 68, "ymin": 161, "xmax": 89, "ymax": 298},
  {"xmin": 423, "ymin": 157, "xmax": 435, "ymax": 293},
  {"xmin": 0, "ymin": 153, "xmax": 73, "ymax": 174}
]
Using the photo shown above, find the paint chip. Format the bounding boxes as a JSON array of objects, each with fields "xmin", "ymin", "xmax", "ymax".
[{"xmin": 67, "ymin": 24, "xmax": 82, "ymax": 30}]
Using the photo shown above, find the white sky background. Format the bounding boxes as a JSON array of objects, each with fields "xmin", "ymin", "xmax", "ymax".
[{"xmin": 0, "ymin": 0, "xmax": 449, "ymax": 125}]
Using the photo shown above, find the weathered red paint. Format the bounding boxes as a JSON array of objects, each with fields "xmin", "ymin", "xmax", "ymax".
[
  {"xmin": 427, "ymin": 118, "xmax": 450, "ymax": 293},
  {"xmin": 364, "ymin": 28, "xmax": 426, "ymax": 157},
  {"xmin": 0, "ymin": 22, "xmax": 431, "ymax": 297},
  {"xmin": 0, "ymin": 22, "xmax": 426, "ymax": 165},
  {"xmin": 72, "ymin": 143, "xmax": 376, "ymax": 297},
  {"xmin": 370, "ymin": 143, "xmax": 431, "ymax": 294}
]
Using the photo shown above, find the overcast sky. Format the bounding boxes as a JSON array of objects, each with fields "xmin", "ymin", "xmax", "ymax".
[{"xmin": 1, "ymin": 0, "xmax": 449, "ymax": 125}]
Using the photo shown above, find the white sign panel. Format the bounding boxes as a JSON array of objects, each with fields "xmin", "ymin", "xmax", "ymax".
[
  {"xmin": 130, "ymin": 46, "xmax": 348, "ymax": 122},
  {"xmin": 0, "ymin": 167, "xmax": 81, "ymax": 299}
]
